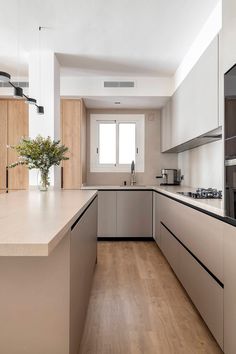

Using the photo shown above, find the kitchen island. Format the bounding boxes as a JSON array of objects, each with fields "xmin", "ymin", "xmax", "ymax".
[{"xmin": 0, "ymin": 189, "xmax": 98, "ymax": 354}]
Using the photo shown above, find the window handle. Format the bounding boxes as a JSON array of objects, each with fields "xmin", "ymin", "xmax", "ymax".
[
  {"xmin": 136, "ymin": 148, "xmax": 139, "ymax": 154},
  {"xmin": 96, "ymin": 147, "xmax": 99, "ymax": 154}
]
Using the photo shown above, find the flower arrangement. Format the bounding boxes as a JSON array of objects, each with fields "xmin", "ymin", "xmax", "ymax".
[{"xmin": 8, "ymin": 135, "xmax": 69, "ymax": 191}]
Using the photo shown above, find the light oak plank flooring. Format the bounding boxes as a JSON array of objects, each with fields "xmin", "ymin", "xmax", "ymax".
[{"xmin": 79, "ymin": 241, "xmax": 222, "ymax": 354}]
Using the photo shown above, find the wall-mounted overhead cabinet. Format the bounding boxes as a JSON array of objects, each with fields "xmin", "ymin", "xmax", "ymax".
[
  {"xmin": 0, "ymin": 100, "xmax": 28, "ymax": 191},
  {"xmin": 61, "ymin": 99, "xmax": 87, "ymax": 189},
  {"xmin": 161, "ymin": 36, "xmax": 220, "ymax": 152},
  {"xmin": 222, "ymin": 0, "xmax": 236, "ymax": 74}
]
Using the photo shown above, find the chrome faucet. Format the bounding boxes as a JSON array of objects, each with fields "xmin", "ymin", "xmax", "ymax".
[{"xmin": 130, "ymin": 160, "xmax": 136, "ymax": 186}]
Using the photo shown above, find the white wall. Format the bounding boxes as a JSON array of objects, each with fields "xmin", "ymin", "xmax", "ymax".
[
  {"xmin": 178, "ymin": 140, "xmax": 223, "ymax": 189},
  {"xmin": 60, "ymin": 76, "xmax": 173, "ymax": 97},
  {"xmin": 28, "ymin": 51, "xmax": 60, "ymax": 186}
]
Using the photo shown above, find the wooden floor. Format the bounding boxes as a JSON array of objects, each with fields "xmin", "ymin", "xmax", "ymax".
[{"xmin": 79, "ymin": 241, "xmax": 222, "ymax": 354}]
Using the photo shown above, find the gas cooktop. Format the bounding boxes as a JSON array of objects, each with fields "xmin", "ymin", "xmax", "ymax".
[{"xmin": 177, "ymin": 188, "xmax": 222, "ymax": 199}]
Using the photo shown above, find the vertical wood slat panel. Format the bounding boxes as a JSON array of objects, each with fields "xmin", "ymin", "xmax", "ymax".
[
  {"xmin": 61, "ymin": 99, "xmax": 87, "ymax": 189},
  {"xmin": 8, "ymin": 100, "xmax": 29, "ymax": 190},
  {"xmin": 0, "ymin": 101, "xmax": 8, "ymax": 190}
]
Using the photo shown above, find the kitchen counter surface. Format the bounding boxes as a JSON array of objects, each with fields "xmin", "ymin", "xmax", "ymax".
[
  {"xmin": 0, "ymin": 189, "xmax": 97, "ymax": 257},
  {"xmin": 82, "ymin": 185, "xmax": 224, "ymax": 217}
]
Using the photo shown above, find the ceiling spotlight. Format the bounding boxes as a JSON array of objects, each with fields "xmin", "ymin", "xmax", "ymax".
[
  {"xmin": 0, "ymin": 71, "xmax": 11, "ymax": 82},
  {"xmin": 25, "ymin": 97, "xmax": 37, "ymax": 105},
  {"xmin": 13, "ymin": 86, "xmax": 23, "ymax": 98},
  {"xmin": 36, "ymin": 105, "xmax": 44, "ymax": 114}
]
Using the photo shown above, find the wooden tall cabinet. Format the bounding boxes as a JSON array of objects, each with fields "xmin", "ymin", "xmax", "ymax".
[
  {"xmin": 61, "ymin": 99, "xmax": 87, "ymax": 189},
  {"xmin": 0, "ymin": 100, "xmax": 28, "ymax": 191},
  {"xmin": 0, "ymin": 101, "xmax": 7, "ymax": 190}
]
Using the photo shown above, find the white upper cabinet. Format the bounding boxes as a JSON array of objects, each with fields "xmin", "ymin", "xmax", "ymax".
[
  {"xmin": 161, "ymin": 36, "xmax": 219, "ymax": 152},
  {"xmin": 222, "ymin": 0, "xmax": 236, "ymax": 74}
]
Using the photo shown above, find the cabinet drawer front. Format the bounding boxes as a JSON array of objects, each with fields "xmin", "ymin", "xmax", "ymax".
[
  {"xmin": 160, "ymin": 224, "xmax": 181, "ymax": 278},
  {"xmin": 159, "ymin": 194, "xmax": 223, "ymax": 282},
  {"xmin": 179, "ymin": 243, "xmax": 223, "ymax": 348},
  {"xmin": 161, "ymin": 222, "xmax": 223, "ymax": 349}
]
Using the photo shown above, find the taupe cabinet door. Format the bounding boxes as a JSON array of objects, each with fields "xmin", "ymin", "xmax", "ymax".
[
  {"xmin": 153, "ymin": 192, "xmax": 161, "ymax": 245},
  {"xmin": 116, "ymin": 191, "xmax": 153, "ymax": 237},
  {"xmin": 70, "ymin": 197, "xmax": 97, "ymax": 354},
  {"xmin": 98, "ymin": 191, "xmax": 117, "ymax": 237}
]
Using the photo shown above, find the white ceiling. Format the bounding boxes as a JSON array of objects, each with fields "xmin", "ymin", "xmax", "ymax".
[
  {"xmin": 82, "ymin": 96, "xmax": 169, "ymax": 109},
  {"xmin": 0, "ymin": 0, "xmax": 219, "ymax": 77}
]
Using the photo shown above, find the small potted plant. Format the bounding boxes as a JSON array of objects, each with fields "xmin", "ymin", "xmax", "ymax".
[{"xmin": 8, "ymin": 135, "xmax": 69, "ymax": 191}]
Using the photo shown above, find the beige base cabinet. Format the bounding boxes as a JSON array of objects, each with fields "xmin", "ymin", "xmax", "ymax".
[
  {"xmin": 116, "ymin": 191, "xmax": 153, "ymax": 237},
  {"xmin": 223, "ymin": 222, "xmax": 236, "ymax": 354},
  {"xmin": 98, "ymin": 190, "xmax": 153, "ymax": 238},
  {"xmin": 70, "ymin": 197, "xmax": 97, "ymax": 354},
  {"xmin": 0, "ymin": 197, "xmax": 97, "ymax": 354},
  {"xmin": 158, "ymin": 193, "xmax": 223, "ymax": 282},
  {"xmin": 160, "ymin": 221, "xmax": 223, "ymax": 349},
  {"xmin": 155, "ymin": 192, "xmax": 223, "ymax": 349}
]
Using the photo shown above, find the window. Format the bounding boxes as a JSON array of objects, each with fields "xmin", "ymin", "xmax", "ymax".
[{"xmin": 90, "ymin": 114, "xmax": 145, "ymax": 172}]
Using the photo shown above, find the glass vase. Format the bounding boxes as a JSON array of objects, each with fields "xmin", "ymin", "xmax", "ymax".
[{"xmin": 39, "ymin": 169, "xmax": 50, "ymax": 191}]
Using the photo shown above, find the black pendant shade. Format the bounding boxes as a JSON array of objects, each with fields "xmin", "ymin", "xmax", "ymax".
[
  {"xmin": 13, "ymin": 86, "xmax": 23, "ymax": 98},
  {"xmin": 37, "ymin": 105, "xmax": 44, "ymax": 114},
  {"xmin": 0, "ymin": 71, "xmax": 11, "ymax": 82},
  {"xmin": 0, "ymin": 69, "xmax": 43, "ymax": 115},
  {"xmin": 25, "ymin": 97, "xmax": 37, "ymax": 105}
]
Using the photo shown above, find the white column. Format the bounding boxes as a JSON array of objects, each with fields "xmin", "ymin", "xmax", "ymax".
[{"xmin": 28, "ymin": 51, "xmax": 61, "ymax": 186}]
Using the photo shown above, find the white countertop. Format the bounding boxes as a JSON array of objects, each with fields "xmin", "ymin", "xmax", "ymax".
[
  {"xmin": 0, "ymin": 189, "xmax": 97, "ymax": 257},
  {"xmin": 82, "ymin": 185, "xmax": 224, "ymax": 217}
]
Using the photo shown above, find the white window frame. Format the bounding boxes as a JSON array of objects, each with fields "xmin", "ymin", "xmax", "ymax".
[{"xmin": 90, "ymin": 114, "xmax": 145, "ymax": 172}]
